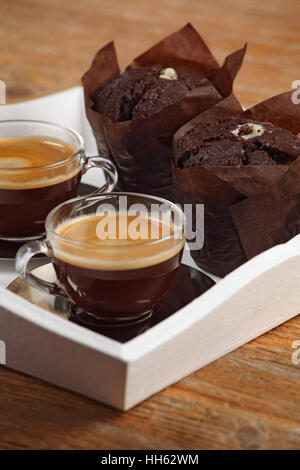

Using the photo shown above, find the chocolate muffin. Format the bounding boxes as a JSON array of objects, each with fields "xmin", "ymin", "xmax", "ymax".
[
  {"xmin": 175, "ymin": 117, "xmax": 300, "ymax": 168},
  {"xmin": 94, "ymin": 66, "xmax": 205, "ymax": 122}
]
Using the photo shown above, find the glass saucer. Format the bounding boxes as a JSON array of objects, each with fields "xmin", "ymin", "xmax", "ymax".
[{"xmin": 7, "ymin": 263, "xmax": 215, "ymax": 343}]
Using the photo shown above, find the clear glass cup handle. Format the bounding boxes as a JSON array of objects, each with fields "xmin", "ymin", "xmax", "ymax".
[
  {"xmin": 15, "ymin": 239, "xmax": 69, "ymax": 299},
  {"xmin": 83, "ymin": 156, "xmax": 118, "ymax": 193}
]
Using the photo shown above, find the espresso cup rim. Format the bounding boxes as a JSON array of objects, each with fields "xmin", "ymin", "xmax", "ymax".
[
  {"xmin": 0, "ymin": 119, "xmax": 85, "ymax": 170},
  {"xmin": 45, "ymin": 192, "xmax": 186, "ymax": 249}
]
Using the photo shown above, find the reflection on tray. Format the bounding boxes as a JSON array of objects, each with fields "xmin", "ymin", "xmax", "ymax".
[{"xmin": 8, "ymin": 263, "xmax": 215, "ymax": 343}]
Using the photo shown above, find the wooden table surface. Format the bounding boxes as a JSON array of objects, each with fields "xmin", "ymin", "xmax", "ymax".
[{"xmin": 0, "ymin": 0, "xmax": 300, "ymax": 450}]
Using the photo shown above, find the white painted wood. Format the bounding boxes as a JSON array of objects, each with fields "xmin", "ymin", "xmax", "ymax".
[
  {"xmin": 124, "ymin": 238, "xmax": 300, "ymax": 408},
  {"xmin": 0, "ymin": 89, "xmax": 299, "ymax": 410}
]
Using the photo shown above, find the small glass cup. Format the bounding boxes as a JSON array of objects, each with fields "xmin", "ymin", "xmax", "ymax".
[
  {"xmin": 16, "ymin": 193, "xmax": 185, "ymax": 325},
  {"xmin": 0, "ymin": 120, "xmax": 118, "ymax": 241}
]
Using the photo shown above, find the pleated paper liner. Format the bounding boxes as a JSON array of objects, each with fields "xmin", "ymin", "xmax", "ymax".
[
  {"xmin": 82, "ymin": 23, "xmax": 246, "ymax": 201},
  {"xmin": 173, "ymin": 90, "xmax": 300, "ymax": 277}
]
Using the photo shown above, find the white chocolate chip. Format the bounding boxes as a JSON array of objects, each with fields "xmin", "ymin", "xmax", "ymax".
[
  {"xmin": 159, "ymin": 67, "xmax": 178, "ymax": 80},
  {"xmin": 231, "ymin": 122, "xmax": 265, "ymax": 140}
]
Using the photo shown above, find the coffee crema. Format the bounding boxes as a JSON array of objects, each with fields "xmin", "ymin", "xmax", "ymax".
[
  {"xmin": 55, "ymin": 213, "xmax": 184, "ymax": 270},
  {"xmin": 0, "ymin": 136, "xmax": 78, "ymax": 189},
  {"xmin": 0, "ymin": 136, "xmax": 81, "ymax": 239}
]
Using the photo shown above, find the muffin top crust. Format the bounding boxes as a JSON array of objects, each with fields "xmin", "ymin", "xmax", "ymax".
[
  {"xmin": 94, "ymin": 66, "xmax": 205, "ymax": 122},
  {"xmin": 174, "ymin": 117, "xmax": 300, "ymax": 167}
]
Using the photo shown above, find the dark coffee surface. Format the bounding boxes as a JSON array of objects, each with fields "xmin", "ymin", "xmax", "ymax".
[
  {"xmin": 0, "ymin": 182, "xmax": 97, "ymax": 259},
  {"xmin": 0, "ymin": 172, "xmax": 81, "ymax": 239},
  {"xmin": 53, "ymin": 248, "xmax": 183, "ymax": 320},
  {"xmin": 175, "ymin": 117, "xmax": 300, "ymax": 167},
  {"xmin": 95, "ymin": 66, "xmax": 205, "ymax": 121},
  {"xmin": 0, "ymin": 240, "xmax": 24, "ymax": 259},
  {"xmin": 69, "ymin": 264, "xmax": 215, "ymax": 343}
]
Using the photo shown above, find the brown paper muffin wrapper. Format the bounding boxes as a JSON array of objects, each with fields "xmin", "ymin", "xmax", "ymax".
[
  {"xmin": 82, "ymin": 23, "xmax": 246, "ymax": 200},
  {"xmin": 173, "ymin": 90, "xmax": 300, "ymax": 277}
]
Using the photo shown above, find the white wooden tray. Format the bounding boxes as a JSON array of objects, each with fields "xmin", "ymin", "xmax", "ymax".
[{"xmin": 0, "ymin": 88, "xmax": 299, "ymax": 410}]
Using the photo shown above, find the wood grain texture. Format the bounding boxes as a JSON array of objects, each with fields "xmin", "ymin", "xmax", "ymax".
[{"xmin": 0, "ymin": 0, "xmax": 300, "ymax": 450}]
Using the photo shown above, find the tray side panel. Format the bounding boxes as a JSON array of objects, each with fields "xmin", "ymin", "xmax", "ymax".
[
  {"xmin": 0, "ymin": 306, "xmax": 127, "ymax": 410},
  {"xmin": 124, "ymin": 254, "xmax": 300, "ymax": 409}
]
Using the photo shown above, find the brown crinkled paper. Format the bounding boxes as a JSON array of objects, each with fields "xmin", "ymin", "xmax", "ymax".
[
  {"xmin": 82, "ymin": 23, "xmax": 246, "ymax": 200},
  {"xmin": 173, "ymin": 90, "xmax": 300, "ymax": 277}
]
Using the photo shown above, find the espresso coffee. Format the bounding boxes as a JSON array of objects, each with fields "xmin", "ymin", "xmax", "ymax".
[
  {"xmin": 0, "ymin": 136, "xmax": 80, "ymax": 238},
  {"xmin": 53, "ymin": 213, "xmax": 184, "ymax": 319},
  {"xmin": 0, "ymin": 136, "xmax": 76, "ymax": 173}
]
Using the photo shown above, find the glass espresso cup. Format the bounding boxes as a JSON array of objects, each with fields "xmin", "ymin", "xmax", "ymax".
[
  {"xmin": 16, "ymin": 193, "xmax": 185, "ymax": 324},
  {"xmin": 0, "ymin": 120, "xmax": 118, "ymax": 241}
]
